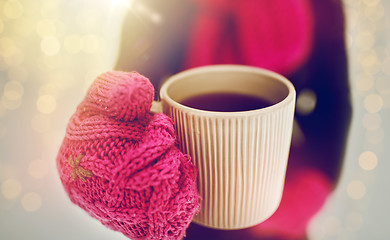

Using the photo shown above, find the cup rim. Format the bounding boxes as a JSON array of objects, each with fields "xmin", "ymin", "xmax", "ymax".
[{"xmin": 160, "ymin": 64, "xmax": 296, "ymax": 117}]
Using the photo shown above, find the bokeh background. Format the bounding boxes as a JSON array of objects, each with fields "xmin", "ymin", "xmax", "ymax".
[{"xmin": 0, "ymin": 0, "xmax": 389, "ymax": 239}]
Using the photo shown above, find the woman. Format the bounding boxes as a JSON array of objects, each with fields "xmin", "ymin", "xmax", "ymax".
[{"xmin": 115, "ymin": 0, "xmax": 352, "ymax": 239}]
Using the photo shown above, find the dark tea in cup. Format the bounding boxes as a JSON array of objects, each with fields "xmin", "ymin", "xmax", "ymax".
[{"xmin": 180, "ymin": 92, "xmax": 273, "ymax": 112}]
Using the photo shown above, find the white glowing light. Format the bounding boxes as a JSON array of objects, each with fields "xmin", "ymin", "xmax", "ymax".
[
  {"xmin": 363, "ymin": 0, "xmax": 381, "ymax": 7},
  {"xmin": 36, "ymin": 94, "xmax": 56, "ymax": 114},
  {"xmin": 1, "ymin": 94, "xmax": 22, "ymax": 110},
  {"xmin": 364, "ymin": 94, "xmax": 383, "ymax": 113},
  {"xmin": 359, "ymin": 151, "xmax": 378, "ymax": 171},
  {"xmin": 362, "ymin": 113, "xmax": 381, "ymax": 131},
  {"xmin": 111, "ymin": 0, "xmax": 133, "ymax": 9},
  {"xmin": 347, "ymin": 180, "xmax": 366, "ymax": 200},
  {"xmin": 3, "ymin": 0, "xmax": 24, "ymax": 19},
  {"xmin": 4, "ymin": 47, "xmax": 24, "ymax": 66},
  {"xmin": 3, "ymin": 81, "xmax": 24, "ymax": 101},
  {"xmin": 1, "ymin": 179, "xmax": 22, "ymax": 199},
  {"xmin": 296, "ymin": 89, "xmax": 317, "ymax": 115},
  {"xmin": 356, "ymin": 32, "xmax": 375, "ymax": 51},
  {"xmin": 21, "ymin": 192, "xmax": 42, "ymax": 212},
  {"xmin": 41, "ymin": 36, "xmax": 61, "ymax": 56},
  {"xmin": 355, "ymin": 73, "xmax": 374, "ymax": 92}
]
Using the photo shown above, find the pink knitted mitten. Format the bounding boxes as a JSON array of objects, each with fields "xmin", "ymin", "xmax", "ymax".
[{"xmin": 56, "ymin": 71, "xmax": 200, "ymax": 239}]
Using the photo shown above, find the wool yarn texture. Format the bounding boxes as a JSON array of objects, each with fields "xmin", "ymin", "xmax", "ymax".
[{"xmin": 56, "ymin": 71, "xmax": 200, "ymax": 240}]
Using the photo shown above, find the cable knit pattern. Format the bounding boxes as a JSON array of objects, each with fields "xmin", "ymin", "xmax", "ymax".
[{"xmin": 56, "ymin": 71, "xmax": 200, "ymax": 240}]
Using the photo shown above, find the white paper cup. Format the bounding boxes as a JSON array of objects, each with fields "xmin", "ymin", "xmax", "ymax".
[{"xmin": 153, "ymin": 64, "xmax": 296, "ymax": 229}]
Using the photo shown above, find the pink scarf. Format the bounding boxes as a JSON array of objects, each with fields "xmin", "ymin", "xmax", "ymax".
[{"xmin": 184, "ymin": 0, "xmax": 314, "ymax": 75}]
